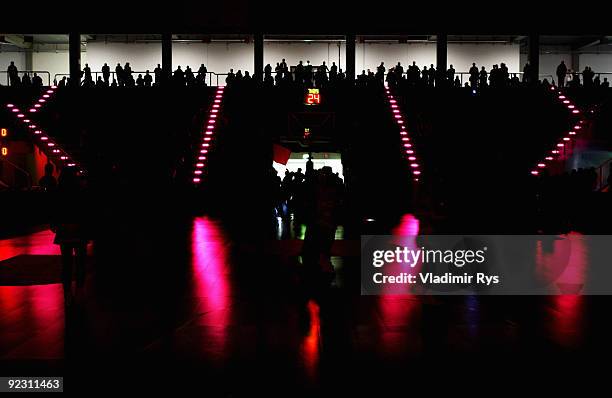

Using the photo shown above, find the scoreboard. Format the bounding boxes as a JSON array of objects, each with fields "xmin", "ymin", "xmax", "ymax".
[
  {"xmin": 0, "ymin": 128, "xmax": 8, "ymax": 157},
  {"xmin": 305, "ymin": 88, "xmax": 321, "ymax": 106}
]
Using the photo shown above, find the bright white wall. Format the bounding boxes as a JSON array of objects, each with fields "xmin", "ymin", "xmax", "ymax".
[
  {"xmin": 356, "ymin": 43, "xmax": 436, "ymax": 73},
  {"xmin": 0, "ymin": 51, "xmax": 25, "ymax": 85},
  {"xmin": 448, "ymin": 43, "xmax": 520, "ymax": 73},
  {"xmin": 85, "ymin": 42, "xmax": 161, "ymax": 73},
  {"xmin": 32, "ymin": 52, "xmax": 69, "ymax": 85},
  {"xmin": 540, "ymin": 52, "xmax": 573, "ymax": 82},
  {"xmin": 173, "ymin": 42, "xmax": 254, "ymax": 74},
  {"xmin": 579, "ymin": 53, "xmax": 612, "ymax": 74},
  {"xmin": 264, "ymin": 42, "xmax": 345, "ymax": 71},
  {"xmin": 355, "ymin": 42, "xmax": 520, "ymax": 75}
]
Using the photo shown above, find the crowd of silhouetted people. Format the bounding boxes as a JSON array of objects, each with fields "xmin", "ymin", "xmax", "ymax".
[
  {"xmin": 5, "ymin": 59, "xmax": 612, "ymax": 89},
  {"xmin": 4, "ymin": 61, "xmax": 45, "ymax": 87}
]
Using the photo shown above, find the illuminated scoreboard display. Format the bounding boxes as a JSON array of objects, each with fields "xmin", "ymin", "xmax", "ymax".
[
  {"xmin": 0, "ymin": 128, "xmax": 8, "ymax": 156},
  {"xmin": 305, "ymin": 88, "xmax": 321, "ymax": 106}
]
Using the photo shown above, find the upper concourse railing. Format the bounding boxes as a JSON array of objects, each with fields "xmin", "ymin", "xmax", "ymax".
[
  {"xmin": 53, "ymin": 71, "xmax": 229, "ymax": 86},
  {"xmin": 0, "ymin": 71, "xmax": 52, "ymax": 86}
]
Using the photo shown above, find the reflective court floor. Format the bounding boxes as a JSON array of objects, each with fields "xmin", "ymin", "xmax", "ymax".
[{"xmin": 1, "ymin": 214, "xmax": 611, "ymax": 393}]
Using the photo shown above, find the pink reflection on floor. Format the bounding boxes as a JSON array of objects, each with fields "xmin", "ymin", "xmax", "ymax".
[
  {"xmin": 190, "ymin": 217, "xmax": 232, "ymax": 354},
  {"xmin": 377, "ymin": 214, "xmax": 422, "ymax": 355},
  {"xmin": 0, "ymin": 230, "xmax": 60, "ymax": 262}
]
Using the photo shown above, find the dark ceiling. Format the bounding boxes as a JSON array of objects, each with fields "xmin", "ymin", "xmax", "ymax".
[{"xmin": 1, "ymin": 2, "xmax": 610, "ymax": 35}]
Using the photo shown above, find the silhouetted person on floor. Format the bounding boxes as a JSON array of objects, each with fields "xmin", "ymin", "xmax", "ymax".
[
  {"xmin": 136, "ymin": 74, "xmax": 144, "ymax": 87},
  {"xmin": 557, "ymin": 61, "xmax": 567, "ymax": 87},
  {"xmin": 83, "ymin": 63, "xmax": 92, "ymax": 84},
  {"xmin": 7, "ymin": 61, "xmax": 19, "ymax": 86},
  {"xmin": 51, "ymin": 167, "xmax": 89, "ymax": 305},
  {"xmin": 39, "ymin": 163, "xmax": 57, "ymax": 192},
  {"xmin": 603, "ymin": 78, "xmax": 610, "ymax": 88},
  {"xmin": 58, "ymin": 76, "xmax": 67, "ymax": 88},
  {"xmin": 302, "ymin": 166, "xmax": 343, "ymax": 276}
]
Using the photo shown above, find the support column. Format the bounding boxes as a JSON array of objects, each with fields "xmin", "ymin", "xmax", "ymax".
[
  {"xmin": 69, "ymin": 32, "xmax": 81, "ymax": 88},
  {"xmin": 254, "ymin": 33, "xmax": 264, "ymax": 82},
  {"xmin": 345, "ymin": 33, "xmax": 356, "ymax": 81},
  {"xmin": 528, "ymin": 33, "xmax": 540, "ymax": 84},
  {"xmin": 161, "ymin": 33, "xmax": 172, "ymax": 85},
  {"xmin": 436, "ymin": 33, "xmax": 448, "ymax": 73}
]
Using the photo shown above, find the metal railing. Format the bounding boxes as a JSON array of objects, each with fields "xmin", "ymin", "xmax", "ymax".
[
  {"xmin": 0, "ymin": 71, "xmax": 52, "ymax": 87},
  {"xmin": 53, "ymin": 71, "xmax": 226, "ymax": 86},
  {"xmin": 557, "ymin": 72, "xmax": 612, "ymax": 87},
  {"xmin": 595, "ymin": 157, "xmax": 612, "ymax": 191},
  {"xmin": 0, "ymin": 158, "xmax": 33, "ymax": 190}
]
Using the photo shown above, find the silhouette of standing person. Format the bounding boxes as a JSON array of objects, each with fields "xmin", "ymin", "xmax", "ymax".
[
  {"xmin": 556, "ymin": 61, "xmax": 567, "ymax": 88},
  {"xmin": 7, "ymin": 61, "xmax": 19, "ymax": 86},
  {"xmin": 102, "ymin": 63, "xmax": 111, "ymax": 84},
  {"xmin": 39, "ymin": 163, "xmax": 57, "ymax": 192},
  {"xmin": 302, "ymin": 167, "xmax": 342, "ymax": 275},
  {"xmin": 51, "ymin": 167, "xmax": 89, "ymax": 305}
]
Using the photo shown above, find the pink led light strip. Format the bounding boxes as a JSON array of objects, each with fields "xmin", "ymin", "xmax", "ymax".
[
  {"xmin": 530, "ymin": 85, "xmax": 585, "ymax": 176},
  {"xmin": 6, "ymin": 86, "xmax": 83, "ymax": 171},
  {"xmin": 385, "ymin": 86, "xmax": 421, "ymax": 182},
  {"xmin": 193, "ymin": 86, "xmax": 225, "ymax": 184}
]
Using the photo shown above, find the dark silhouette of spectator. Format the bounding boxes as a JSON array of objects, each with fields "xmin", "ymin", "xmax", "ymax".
[
  {"xmin": 115, "ymin": 63, "xmax": 124, "ymax": 86},
  {"xmin": 154, "ymin": 64, "xmax": 162, "ymax": 86},
  {"xmin": 295, "ymin": 61, "xmax": 304, "ymax": 83},
  {"xmin": 428, "ymin": 64, "xmax": 436, "ymax": 87},
  {"xmin": 185, "ymin": 66, "xmax": 195, "ymax": 86},
  {"xmin": 58, "ymin": 76, "xmax": 67, "ymax": 87},
  {"xmin": 454, "ymin": 76, "xmax": 461, "ymax": 87},
  {"xmin": 102, "ymin": 63, "xmax": 110, "ymax": 83},
  {"xmin": 556, "ymin": 61, "xmax": 567, "ymax": 87},
  {"xmin": 32, "ymin": 72, "xmax": 43, "ymax": 87},
  {"xmin": 226, "ymin": 68, "xmax": 235, "ymax": 85},
  {"xmin": 111, "ymin": 78, "xmax": 117, "ymax": 87},
  {"xmin": 302, "ymin": 166, "xmax": 343, "ymax": 275},
  {"xmin": 7, "ymin": 61, "xmax": 19, "ymax": 86},
  {"xmin": 602, "ymin": 78, "xmax": 609, "ymax": 88},
  {"xmin": 479, "ymin": 66, "xmax": 487, "ymax": 88},
  {"xmin": 280, "ymin": 58, "xmax": 288, "ymax": 72},
  {"xmin": 469, "ymin": 63, "xmax": 478, "ymax": 88},
  {"xmin": 523, "ymin": 62, "xmax": 531, "ymax": 84},
  {"xmin": 95, "ymin": 76, "xmax": 105, "ymax": 88},
  {"xmin": 83, "ymin": 63, "xmax": 92, "ymax": 84},
  {"xmin": 21, "ymin": 72, "xmax": 32, "ymax": 87},
  {"xmin": 136, "ymin": 74, "xmax": 144, "ymax": 87},
  {"xmin": 144, "ymin": 70, "xmax": 153, "ymax": 87},
  {"xmin": 173, "ymin": 66, "xmax": 185, "ymax": 86},
  {"xmin": 446, "ymin": 64, "xmax": 455, "ymax": 84},
  {"xmin": 582, "ymin": 66, "xmax": 594, "ymax": 88},
  {"xmin": 51, "ymin": 167, "xmax": 89, "ymax": 305},
  {"xmin": 39, "ymin": 163, "xmax": 57, "ymax": 192},
  {"xmin": 330, "ymin": 62, "xmax": 338, "ymax": 81}
]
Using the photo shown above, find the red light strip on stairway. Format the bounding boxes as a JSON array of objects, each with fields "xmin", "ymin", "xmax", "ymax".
[
  {"xmin": 529, "ymin": 85, "xmax": 585, "ymax": 176},
  {"xmin": 6, "ymin": 86, "xmax": 84, "ymax": 172},
  {"xmin": 385, "ymin": 87, "xmax": 421, "ymax": 182},
  {"xmin": 193, "ymin": 86, "xmax": 225, "ymax": 184}
]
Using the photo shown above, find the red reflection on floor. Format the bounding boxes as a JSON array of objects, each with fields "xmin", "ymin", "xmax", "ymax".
[
  {"xmin": 301, "ymin": 299, "xmax": 320, "ymax": 382},
  {"xmin": 0, "ymin": 284, "xmax": 64, "ymax": 359},
  {"xmin": 0, "ymin": 230, "xmax": 60, "ymax": 262}
]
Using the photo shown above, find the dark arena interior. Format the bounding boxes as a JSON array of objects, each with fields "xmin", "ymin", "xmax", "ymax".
[{"xmin": 2, "ymin": 4, "xmax": 612, "ymax": 395}]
